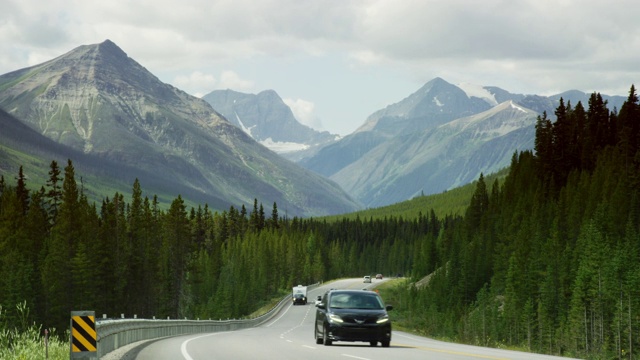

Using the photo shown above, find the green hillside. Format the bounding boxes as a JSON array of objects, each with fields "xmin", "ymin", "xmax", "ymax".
[{"xmin": 325, "ymin": 168, "xmax": 508, "ymax": 221}]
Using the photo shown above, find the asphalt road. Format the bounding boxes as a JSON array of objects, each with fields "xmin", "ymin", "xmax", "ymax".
[{"xmin": 130, "ymin": 278, "xmax": 581, "ymax": 360}]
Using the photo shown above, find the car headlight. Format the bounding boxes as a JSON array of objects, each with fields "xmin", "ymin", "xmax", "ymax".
[
  {"xmin": 376, "ymin": 314, "xmax": 389, "ymax": 324},
  {"xmin": 329, "ymin": 314, "xmax": 344, "ymax": 323}
]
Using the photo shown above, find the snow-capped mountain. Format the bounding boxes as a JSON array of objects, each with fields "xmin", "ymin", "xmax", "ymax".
[
  {"xmin": 202, "ymin": 89, "xmax": 338, "ymax": 161},
  {"xmin": 354, "ymin": 77, "xmax": 495, "ymax": 136},
  {"xmin": 300, "ymin": 78, "xmax": 625, "ymax": 208},
  {"xmin": 329, "ymin": 100, "xmax": 538, "ymax": 207}
]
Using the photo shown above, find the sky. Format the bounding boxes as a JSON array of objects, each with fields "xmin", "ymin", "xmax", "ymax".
[{"xmin": 1, "ymin": 0, "xmax": 639, "ymax": 136}]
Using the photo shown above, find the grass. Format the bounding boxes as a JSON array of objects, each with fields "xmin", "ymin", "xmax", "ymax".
[
  {"xmin": 247, "ymin": 289, "xmax": 290, "ymax": 319},
  {"xmin": 0, "ymin": 303, "xmax": 68, "ymax": 360},
  {"xmin": 372, "ymin": 277, "xmax": 415, "ymax": 333}
]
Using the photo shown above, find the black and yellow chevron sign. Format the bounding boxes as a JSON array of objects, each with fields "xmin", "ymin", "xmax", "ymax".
[{"xmin": 70, "ymin": 311, "xmax": 97, "ymax": 356}]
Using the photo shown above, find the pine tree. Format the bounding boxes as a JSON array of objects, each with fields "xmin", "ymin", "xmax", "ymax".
[
  {"xmin": 466, "ymin": 173, "xmax": 489, "ymax": 231},
  {"xmin": 158, "ymin": 195, "xmax": 190, "ymax": 318},
  {"xmin": 535, "ymin": 112, "xmax": 554, "ymax": 179},
  {"xmin": 42, "ymin": 159, "xmax": 79, "ymax": 331},
  {"xmin": 45, "ymin": 160, "xmax": 62, "ymax": 224},
  {"xmin": 15, "ymin": 166, "xmax": 29, "ymax": 216},
  {"xmin": 127, "ymin": 179, "xmax": 146, "ymax": 315},
  {"xmin": 270, "ymin": 202, "xmax": 279, "ymax": 229}
]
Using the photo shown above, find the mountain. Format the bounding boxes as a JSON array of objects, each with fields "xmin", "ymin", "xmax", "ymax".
[
  {"xmin": 354, "ymin": 77, "xmax": 495, "ymax": 136},
  {"xmin": 330, "ymin": 101, "xmax": 538, "ymax": 207},
  {"xmin": 0, "ymin": 40, "xmax": 360, "ymax": 216},
  {"xmin": 202, "ymin": 89, "xmax": 338, "ymax": 161},
  {"xmin": 301, "ymin": 77, "xmax": 514, "ymax": 179},
  {"xmin": 0, "ymin": 106, "xmax": 231, "ymax": 207},
  {"xmin": 300, "ymin": 78, "xmax": 626, "ymax": 208}
]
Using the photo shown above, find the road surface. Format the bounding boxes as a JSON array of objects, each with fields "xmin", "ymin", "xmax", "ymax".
[{"xmin": 128, "ymin": 278, "xmax": 581, "ymax": 360}]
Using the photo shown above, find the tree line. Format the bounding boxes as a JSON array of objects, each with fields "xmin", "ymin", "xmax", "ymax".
[
  {"xmin": 0, "ymin": 159, "xmax": 425, "ymax": 334},
  {"xmin": 392, "ymin": 86, "xmax": 640, "ymax": 359},
  {"xmin": 0, "ymin": 85, "xmax": 639, "ymax": 359}
]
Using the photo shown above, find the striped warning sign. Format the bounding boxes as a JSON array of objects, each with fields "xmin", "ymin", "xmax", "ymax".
[{"xmin": 70, "ymin": 311, "xmax": 96, "ymax": 357}]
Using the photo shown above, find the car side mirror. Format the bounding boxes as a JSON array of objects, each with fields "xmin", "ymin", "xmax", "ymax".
[
  {"xmin": 386, "ymin": 305, "xmax": 393, "ymax": 311},
  {"xmin": 316, "ymin": 303, "xmax": 326, "ymax": 309}
]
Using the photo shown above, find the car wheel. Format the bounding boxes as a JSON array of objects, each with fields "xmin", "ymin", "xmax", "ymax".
[
  {"xmin": 315, "ymin": 326, "xmax": 323, "ymax": 344},
  {"xmin": 381, "ymin": 340, "xmax": 390, "ymax": 347},
  {"xmin": 369, "ymin": 341, "xmax": 377, "ymax": 347},
  {"xmin": 323, "ymin": 325, "xmax": 332, "ymax": 346}
]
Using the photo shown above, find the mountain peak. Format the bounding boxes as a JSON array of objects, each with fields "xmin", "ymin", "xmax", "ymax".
[
  {"xmin": 0, "ymin": 41, "xmax": 359, "ymax": 217},
  {"xmin": 97, "ymin": 39, "xmax": 126, "ymax": 57},
  {"xmin": 92, "ymin": 39, "xmax": 132, "ymax": 70}
]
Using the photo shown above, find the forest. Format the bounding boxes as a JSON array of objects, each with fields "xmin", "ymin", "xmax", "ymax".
[{"xmin": 0, "ymin": 85, "xmax": 639, "ymax": 359}]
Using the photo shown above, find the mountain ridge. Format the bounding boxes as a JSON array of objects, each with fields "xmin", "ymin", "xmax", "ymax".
[
  {"xmin": 202, "ymin": 88, "xmax": 338, "ymax": 161},
  {"xmin": 327, "ymin": 99, "xmax": 538, "ymax": 207},
  {"xmin": 297, "ymin": 78, "xmax": 625, "ymax": 208},
  {"xmin": 0, "ymin": 40, "xmax": 360, "ymax": 216}
]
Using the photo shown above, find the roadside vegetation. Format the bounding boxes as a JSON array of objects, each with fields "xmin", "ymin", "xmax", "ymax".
[
  {"xmin": 0, "ymin": 302, "xmax": 67, "ymax": 360},
  {"xmin": 1, "ymin": 86, "xmax": 639, "ymax": 359}
]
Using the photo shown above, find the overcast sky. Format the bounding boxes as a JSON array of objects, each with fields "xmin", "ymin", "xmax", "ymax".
[{"xmin": 1, "ymin": 0, "xmax": 638, "ymax": 135}]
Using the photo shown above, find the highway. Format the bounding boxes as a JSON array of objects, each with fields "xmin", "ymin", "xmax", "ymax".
[{"xmin": 129, "ymin": 278, "xmax": 580, "ymax": 360}]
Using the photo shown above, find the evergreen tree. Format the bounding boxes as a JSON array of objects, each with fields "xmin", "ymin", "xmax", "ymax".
[
  {"xmin": 270, "ymin": 202, "xmax": 279, "ymax": 229},
  {"xmin": 15, "ymin": 166, "xmax": 29, "ymax": 216},
  {"xmin": 158, "ymin": 195, "xmax": 190, "ymax": 318},
  {"xmin": 41, "ymin": 159, "xmax": 79, "ymax": 331},
  {"xmin": 45, "ymin": 160, "xmax": 62, "ymax": 224},
  {"xmin": 466, "ymin": 173, "xmax": 489, "ymax": 231},
  {"xmin": 535, "ymin": 111, "xmax": 554, "ymax": 180}
]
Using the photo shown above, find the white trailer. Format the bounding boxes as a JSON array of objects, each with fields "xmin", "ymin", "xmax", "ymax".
[{"xmin": 292, "ymin": 285, "xmax": 308, "ymax": 305}]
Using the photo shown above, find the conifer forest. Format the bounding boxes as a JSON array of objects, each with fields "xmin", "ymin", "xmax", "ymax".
[{"xmin": 1, "ymin": 86, "xmax": 640, "ymax": 359}]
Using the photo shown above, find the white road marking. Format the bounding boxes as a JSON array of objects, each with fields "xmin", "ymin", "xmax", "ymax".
[
  {"xmin": 266, "ymin": 302, "xmax": 293, "ymax": 327},
  {"xmin": 342, "ymin": 354, "xmax": 371, "ymax": 360},
  {"xmin": 180, "ymin": 332, "xmax": 228, "ymax": 360}
]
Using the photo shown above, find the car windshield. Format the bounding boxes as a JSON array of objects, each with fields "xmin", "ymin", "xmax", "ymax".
[{"xmin": 329, "ymin": 293, "xmax": 383, "ymax": 310}]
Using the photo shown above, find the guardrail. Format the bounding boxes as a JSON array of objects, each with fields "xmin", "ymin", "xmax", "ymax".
[{"xmin": 95, "ymin": 283, "xmax": 320, "ymax": 358}]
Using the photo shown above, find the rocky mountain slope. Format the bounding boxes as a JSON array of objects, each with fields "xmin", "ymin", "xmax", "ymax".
[
  {"xmin": 331, "ymin": 101, "xmax": 538, "ymax": 207},
  {"xmin": 0, "ymin": 40, "xmax": 360, "ymax": 216},
  {"xmin": 202, "ymin": 89, "xmax": 337, "ymax": 161},
  {"xmin": 300, "ymin": 78, "xmax": 625, "ymax": 208}
]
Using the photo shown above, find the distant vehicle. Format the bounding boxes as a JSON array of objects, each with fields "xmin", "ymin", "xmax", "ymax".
[
  {"xmin": 375, "ymin": 274, "xmax": 383, "ymax": 279},
  {"xmin": 292, "ymin": 285, "xmax": 307, "ymax": 305},
  {"xmin": 315, "ymin": 289, "xmax": 392, "ymax": 347},
  {"xmin": 363, "ymin": 276, "xmax": 371, "ymax": 283},
  {"xmin": 315, "ymin": 295, "xmax": 322, "ymax": 306}
]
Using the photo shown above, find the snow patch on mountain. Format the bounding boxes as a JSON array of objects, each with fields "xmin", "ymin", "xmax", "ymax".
[
  {"xmin": 457, "ymin": 82, "xmax": 498, "ymax": 106},
  {"xmin": 433, "ymin": 96, "xmax": 444, "ymax": 107},
  {"xmin": 260, "ymin": 138, "xmax": 309, "ymax": 153},
  {"xmin": 235, "ymin": 112, "xmax": 256, "ymax": 137},
  {"xmin": 510, "ymin": 101, "xmax": 527, "ymax": 113}
]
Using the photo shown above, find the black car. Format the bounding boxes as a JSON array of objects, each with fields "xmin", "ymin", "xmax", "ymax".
[
  {"xmin": 293, "ymin": 293, "xmax": 307, "ymax": 305},
  {"xmin": 315, "ymin": 289, "xmax": 392, "ymax": 347}
]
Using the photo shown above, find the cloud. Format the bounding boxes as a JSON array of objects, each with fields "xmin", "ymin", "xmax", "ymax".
[
  {"xmin": 173, "ymin": 71, "xmax": 217, "ymax": 97},
  {"xmin": 219, "ymin": 71, "xmax": 254, "ymax": 91},
  {"xmin": 171, "ymin": 70, "xmax": 254, "ymax": 97},
  {"xmin": 283, "ymin": 98, "xmax": 323, "ymax": 131},
  {"xmin": 2, "ymin": 0, "xmax": 639, "ymax": 135}
]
